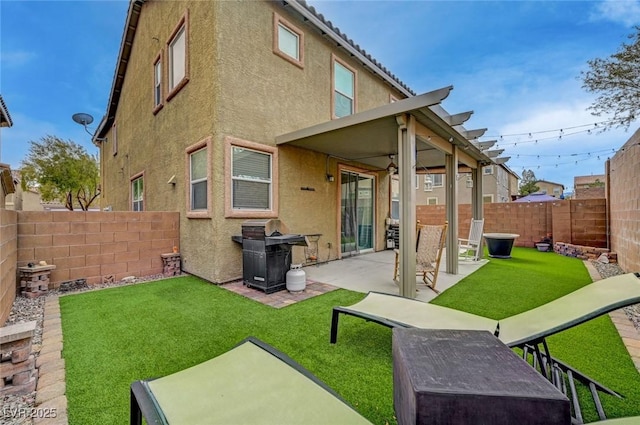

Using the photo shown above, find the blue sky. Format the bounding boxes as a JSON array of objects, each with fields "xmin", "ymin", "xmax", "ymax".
[{"xmin": 1, "ymin": 0, "xmax": 639, "ymax": 192}]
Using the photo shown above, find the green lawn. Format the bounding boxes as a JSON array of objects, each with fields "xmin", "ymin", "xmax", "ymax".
[{"xmin": 60, "ymin": 248, "xmax": 640, "ymax": 424}]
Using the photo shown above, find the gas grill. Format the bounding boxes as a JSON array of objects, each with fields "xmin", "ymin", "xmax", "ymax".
[{"xmin": 232, "ymin": 219, "xmax": 307, "ymax": 294}]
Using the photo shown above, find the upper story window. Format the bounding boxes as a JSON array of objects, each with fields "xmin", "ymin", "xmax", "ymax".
[
  {"xmin": 483, "ymin": 165, "xmax": 494, "ymax": 175},
  {"xmin": 432, "ymin": 174, "xmax": 443, "ymax": 187},
  {"xmin": 131, "ymin": 174, "xmax": 144, "ymax": 211},
  {"xmin": 185, "ymin": 137, "xmax": 211, "ymax": 218},
  {"xmin": 112, "ymin": 122, "xmax": 118, "ymax": 156},
  {"xmin": 225, "ymin": 137, "xmax": 278, "ymax": 218},
  {"xmin": 167, "ymin": 11, "xmax": 189, "ymax": 101},
  {"xmin": 273, "ymin": 13, "xmax": 304, "ymax": 68},
  {"xmin": 153, "ymin": 53, "xmax": 163, "ymax": 113},
  {"xmin": 332, "ymin": 55, "xmax": 356, "ymax": 118}
]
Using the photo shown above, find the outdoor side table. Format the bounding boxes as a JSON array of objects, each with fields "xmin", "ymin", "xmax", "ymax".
[{"xmin": 392, "ymin": 328, "xmax": 570, "ymax": 425}]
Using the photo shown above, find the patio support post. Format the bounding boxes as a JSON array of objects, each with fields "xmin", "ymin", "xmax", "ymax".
[
  {"xmin": 398, "ymin": 114, "xmax": 417, "ymax": 298},
  {"xmin": 445, "ymin": 147, "xmax": 459, "ymax": 274},
  {"xmin": 471, "ymin": 166, "xmax": 484, "ymax": 252}
]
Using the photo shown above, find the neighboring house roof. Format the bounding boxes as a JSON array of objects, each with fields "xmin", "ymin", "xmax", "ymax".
[
  {"xmin": 574, "ymin": 174, "xmax": 605, "ymax": 186},
  {"xmin": 513, "ymin": 193, "xmax": 558, "ymax": 203},
  {"xmin": 534, "ymin": 180, "xmax": 565, "ymax": 190},
  {"xmin": 0, "ymin": 94, "xmax": 13, "ymax": 128},
  {"xmin": 500, "ymin": 164, "xmax": 520, "ymax": 180}
]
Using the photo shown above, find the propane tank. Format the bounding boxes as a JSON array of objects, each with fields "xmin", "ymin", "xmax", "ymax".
[{"xmin": 286, "ymin": 264, "xmax": 306, "ymax": 293}]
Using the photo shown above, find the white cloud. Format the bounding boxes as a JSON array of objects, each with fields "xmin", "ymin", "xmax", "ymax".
[
  {"xmin": 0, "ymin": 50, "xmax": 36, "ymax": 68},
  {"xmin": 591, "ymin": 0, "xmax": 640, "ymax": 27}
]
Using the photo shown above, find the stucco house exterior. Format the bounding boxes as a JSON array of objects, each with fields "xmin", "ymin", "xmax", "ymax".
[
  {"xmin": 534, "ymin": 180, "xmax": 565, "ymax": 198},
  {"xmin": 94, "ymin": 0, "xmax": 500, "ymax": 294},
  {"xmin": 402, "ymin": 164, "xmax": 519, "ymax": 208}
]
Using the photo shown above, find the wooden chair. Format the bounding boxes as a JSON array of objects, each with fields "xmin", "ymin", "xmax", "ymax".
[
  {"xmin": 393, "ymin": 222, "xmax": 448, "ymax": 294},
  {"xmin": 458, "ymin": 218, "xmax": 484, "ymax": 261}
]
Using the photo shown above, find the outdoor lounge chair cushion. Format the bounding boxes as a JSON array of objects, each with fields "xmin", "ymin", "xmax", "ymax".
[
  {"xmin": 131, "ymin": 337, "xmax": 372, "ymax": 425},
  {"xmin": 332, "ymin": 273, "xmax": 640, "ymax": 348}
]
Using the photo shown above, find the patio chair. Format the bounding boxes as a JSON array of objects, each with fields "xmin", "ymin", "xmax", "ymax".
[
  {"xmin": 393, "ymin": 222, "xmax": 448, "ymax": 293},
  {"xmin": 458, "ymin": 218, "xmax": 484, "ymax": 261},
  {"xmin": 329, "ymin": 272, "xmax": 640, "ymax": 424},
  {"xmin": 131, "ymin": 337, "xmax": 372, "ymax": 425}
]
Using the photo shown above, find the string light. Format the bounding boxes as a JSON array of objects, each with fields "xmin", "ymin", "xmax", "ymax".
[{"xmin": 482, "ymin": 119, "xmax": 612, "ymax": 139}]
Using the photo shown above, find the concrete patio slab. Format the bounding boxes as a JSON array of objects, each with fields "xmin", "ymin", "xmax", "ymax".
[{"xmin": 303, "ymin": 250, "xmax": 488, "ymax": 302}]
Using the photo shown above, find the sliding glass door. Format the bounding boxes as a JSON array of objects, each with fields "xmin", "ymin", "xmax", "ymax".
[{"xmin": 340, "ymin": 170, "xmax": 375, "ymax": 256}]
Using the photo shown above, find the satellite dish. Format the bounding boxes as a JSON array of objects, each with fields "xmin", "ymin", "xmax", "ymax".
[{"xmin": 72, "ymin": 113, "xmax": 94, "ymax": 126}]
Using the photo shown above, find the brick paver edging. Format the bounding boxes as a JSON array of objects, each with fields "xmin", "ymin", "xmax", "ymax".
[
  {"xmin": 584, "ymin": 261, "xmax": 640, "ymax": 374},
  {"xmin": 34, "ymin": 295, "xmax": 68, "ymax": 425}
]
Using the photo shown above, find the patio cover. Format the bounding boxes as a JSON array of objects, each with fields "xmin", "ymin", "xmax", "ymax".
[
  {"xmin": 276, "ymin": 90, "xmax": 495, "ymax": 298},
  {"xmin": 131, "ymin": 337, "xmax": 372, "ymax": 425}
]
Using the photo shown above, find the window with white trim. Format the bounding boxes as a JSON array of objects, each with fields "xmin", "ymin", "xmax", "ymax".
[
  {"xmin": 232, "ymin": 147, "xmax": 272, "ymax": 210},
  {"xmin": 189, "ymin": 147, "xmax": 207, "ymax": 211},
  {"xmin": 483, "ymin": 166, "xmax": 494, "ymax": 175},
  {"xmin": 132, "ymin": 176, "xmax": 144, "ymax": 211},
  {"xmin": 432, "ymin": 174, "xmax": 443, "ymax": 187},
  {"xmin": 112, "ymin": 122, "xmax": 117, "ymax": 156},
  {"xmin": 273, "ymin": 13, "xmax": 304, "ymax": 68},
  {"xmin": 169, "ymin": 25, "xmax": 186, "ymax": 90},
  {"xmin": 153, "ymin": 56, "xmax": 162, "ymax": 109},
  {"xmin": 333, "ymin": 58, "xmax": 355, "ymax": 118},
  {"xmin": 427, "ymin": 197, "xmax": 438, "ymax": 205},
  {"xmin": 483, "ymin": 194, "xmax": 494, "ymax": 203}
]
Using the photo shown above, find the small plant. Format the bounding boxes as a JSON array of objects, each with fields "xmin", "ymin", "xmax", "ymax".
[{"xmin": 535, "ymin": 233, "xmax": 553, "ymax": 252}]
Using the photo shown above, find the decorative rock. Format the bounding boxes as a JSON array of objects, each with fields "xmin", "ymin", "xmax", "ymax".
[{"xmin": 597, "ymin": 254, "xmax": 609, "ymax": 263}]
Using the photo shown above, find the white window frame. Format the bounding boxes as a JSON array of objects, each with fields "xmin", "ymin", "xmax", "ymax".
[
  {"xmin": 232, "ymin": 148, "xmax": 272, "ymax": 211},
  {"xmin": 153, "ymin": 52, "xmax": 163, "ymax": 113},
  {"xmin": 427, "ymin": 197, "xmax": 438, "ymax": 205},
  {"xmin": 483, "ymin": 166, "xmax": 494, "ymax": 175},
  {"xmin": 185, "ymin": 137, "xmax": 212, "ymax": 219},
  {"xmin": 432, "ymin": 174, "xmax": 444, "ymax": 187},
  {"xmin": 483, "ymin": 194, "xmax": 494, "ymax": 203},
  {"xmin": 166, "ymin": 11, "xmax": 189, "ymax": 101},
  {"xmin": 273, "ymin": 13, "xmax": 304, "ymax": 68},
  {"xmin": 131, "ymin": 174, "xmax": 144, "ymax": 212},
  {"xmin": 332, "ymin": 54, "xmax": 356, "ymax": 119},
  {"xmin": 112, "ymin": 122, "xmax": 117, "ymax": 156},
  {"xmin": 225, "ymin": 137, "xmax": 279, "ymax": 218}
]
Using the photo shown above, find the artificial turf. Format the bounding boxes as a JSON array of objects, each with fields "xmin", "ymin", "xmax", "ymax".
[{"xmin": 60, "ymin": 248, "xmax": 640, "ymax": 424}]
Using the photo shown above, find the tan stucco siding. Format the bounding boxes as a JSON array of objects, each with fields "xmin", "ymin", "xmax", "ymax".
[
  {"xmin": 208, "ymin": 1, "xmax": 399, "ymax": 281},
  {"xmin": 101, "ymin": 0, "xmax": 402, "ymax": 283},
  {"xmin": 100, "ymin": 1, "xmax": 219, "ymax": 279}
]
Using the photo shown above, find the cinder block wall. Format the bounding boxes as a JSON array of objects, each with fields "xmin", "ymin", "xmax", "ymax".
[
  {"xmin": 1, "ymin": 208, "xmax": 18, "ymax": 325},
  {"xmin": 570, "ymin": 198, "xmax": 607, "ymax": 247},
  {"xmin": 417, "ymin": 199, "xmax": 606, "ymax": 248},
  {"xmin": 17, "ymin": 211, "xmax": 180, "ymax": 286},
  {"xmin": 609, "ymin": 130, "xmax": 640, "ymax": 272}
]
